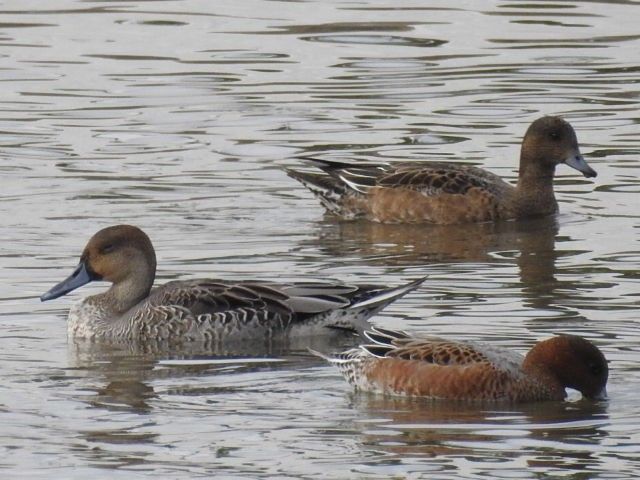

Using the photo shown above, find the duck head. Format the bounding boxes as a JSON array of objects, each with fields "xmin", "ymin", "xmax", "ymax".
[
  {"xmin": 41, "ymin": 225, "xmax": 157, "ymax": 302},
  {"xmin": 521, "ymin": 116, "xmax": 597, "ymax": 178},
  {"xmin": 524, "ymin": 335, "xmax": 608, "ymax": 401}
]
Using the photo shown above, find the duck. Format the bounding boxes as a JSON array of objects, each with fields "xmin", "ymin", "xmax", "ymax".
[
  {"xmin": 40, "ymin": 225, "xmax": 425, "ymax": 342},
  {"xmin": 287, "ymin": 116, "xmax": 597, "ymax": 224},
  {"xmin": 313, "ymin": 327, "xmax": 608, "ymax": 402}
]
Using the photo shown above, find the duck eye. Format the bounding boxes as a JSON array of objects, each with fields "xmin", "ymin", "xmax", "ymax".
[
  {"xmin": 549, "ymin": 131, "xmax": 560, "ymax": 140},
  {"xmin": 589, "ymin": 363, "xmax": 602, "ymax": 375},
  {"xmin": 101, "ymin": 244, "xmax": 115, "ymax": 254}
]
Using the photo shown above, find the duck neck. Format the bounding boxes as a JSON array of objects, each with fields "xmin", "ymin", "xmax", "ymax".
[
  {"xmin": 106, "ymin": 279, "xmax": 153, "ymax": 314},
  {"xmin": 92, "ymin": 265, "xmax": 155, "ymax": 317},
  {"xmin": 515, "ymin": 153, "xmax": 558, "ymax": 216},
  {"xmin": 522, "ymin": 340, "xmax": 566, "ymax": 400}
]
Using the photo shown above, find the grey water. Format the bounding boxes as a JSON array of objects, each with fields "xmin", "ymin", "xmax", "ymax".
[{"xmin": 1, "ymin": 0, "xmax": 639, "ymax": 478}]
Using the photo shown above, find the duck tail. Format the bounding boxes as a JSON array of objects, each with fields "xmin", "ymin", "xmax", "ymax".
[
  {"xmin": 286, "ymin": 167, "xmax": 358, "ymax": 217},
  {"xmin": 286, "ymin": 156, "xmax": 380, "ymax": 219},
  {"xmin": 308, "ymin": 347, "xmax": 368, "ymax": 387},
  {"xmin": 297, "ymin": 156, "xmax": 384, "ymax": 172},
  {"xmin": 331, "ymin": 277, "xmax": 426, "ymax": 335}
]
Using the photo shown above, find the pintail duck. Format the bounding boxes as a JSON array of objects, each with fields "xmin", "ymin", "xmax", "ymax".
[
  {"xmin": 40, "ymin": 225, "xmax": 425, "ymax": 342},
  {"xmin": 288, "ymin": 116, "xmax": 597, "ymax": 224},
  {"xmin": 315, "ymin": 327, "xmax": 608, "ymax": 403}
]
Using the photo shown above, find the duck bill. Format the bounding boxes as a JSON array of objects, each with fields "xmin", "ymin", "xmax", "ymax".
[
  {"xmin": 587, "ymin": 386, "xmax": 608, "ymax": 401},
  {"xmin": 565, "ymin": 153, "xmax": 597, "ymax": 178},
  {"xmin": 40, "ymin": 261, "xmax": 94, "ymax": 302}
]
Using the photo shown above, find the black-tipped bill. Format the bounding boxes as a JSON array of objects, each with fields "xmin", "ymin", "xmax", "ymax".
[
  {"xmin": 565, "ymin": 154, "xmax": 597, "ymax": 178},
  {"xmin": 40, "ymin": 261, "xmax": 94, "ymax": 302}
]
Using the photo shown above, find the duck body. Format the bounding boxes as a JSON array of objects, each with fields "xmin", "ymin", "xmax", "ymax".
[
  {"xmin": 292, "ymin": 161, "xmax": 520, "ymax": 224},
  {"xmin": 288, "ymin": 116, "xmax": 597, "ymax": 225},
  {"xmin": 42, "ymin": 225, "xmax": 424, "ymax": 342},
  {"xmin": 66, "ymin": 278, "xmax": 423, "ymax": 342},
  {"xmin": 316, "ymin": 327, "xmax": 608, "ymax": 403}
]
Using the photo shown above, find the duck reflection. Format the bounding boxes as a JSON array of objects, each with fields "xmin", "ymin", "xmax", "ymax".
[
  {"xmin": 349, "ymin": 394, "xmax": 609, "ymax": 468},
  {"xmin": 67, "ymin": 333, "xmax": 359, "ymax": 414},
  {"xmin": 305, "ymin": 215, "xmax": 559, "ymax": 264},
  {"xmin": 300, "ymin": 215, "xmax": 599, "ymax": 312}
]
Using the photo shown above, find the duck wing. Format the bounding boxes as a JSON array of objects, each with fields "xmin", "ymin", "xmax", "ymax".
[
  {"xmin": 362, "ymin": 327, "xmax": 523, "ymax": 373},
  {"xmin": 139, "ymin": 279, "xmax": 423, "ymax": 339},
  {"xmin": 304, "ymin": 158, "xmax": 510, "ymax": 197},
  {"xmin": 147, "ymin": 280, "xmax": 354, "ymax": 320},
  {"xmin": 377, "ymin": 162, "xmax": 510, "ymax": 197}
]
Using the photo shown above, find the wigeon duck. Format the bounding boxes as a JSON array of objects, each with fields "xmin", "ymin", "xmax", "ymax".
[
  {"xmin": 40, "ymin": 225, "xmax": 425, "ymax": 341},
  {"xmin": 314, "ymin": 327, "xmax": 608, "ymax": 402},
  {"xmin": 287, "ymin": 116, "xmax": 597, "ymax": 224}
]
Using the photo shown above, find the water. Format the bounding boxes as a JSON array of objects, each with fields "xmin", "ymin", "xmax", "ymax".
[{"xmin": 1, "ymin": 0, "xmax": 639, "ymax": 478}]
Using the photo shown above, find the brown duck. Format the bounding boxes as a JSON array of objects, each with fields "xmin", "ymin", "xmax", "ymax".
[
  {"xmin": 287, "ymin": 116, "xmax": 597, "ymax": 224},
  {"xmin": 314, "ymin": 327, "xmax": 608, "ymax": 403}
]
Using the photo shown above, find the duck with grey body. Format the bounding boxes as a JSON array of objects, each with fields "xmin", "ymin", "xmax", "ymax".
[{"xmin": 41, "ymin": 225, "xmax": 425, "ymax": 343}]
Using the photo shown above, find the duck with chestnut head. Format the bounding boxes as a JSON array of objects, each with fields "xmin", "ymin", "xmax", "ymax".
[{"xmin": 314, "ymin": 327, "xmax": 608, "ymax": 403}]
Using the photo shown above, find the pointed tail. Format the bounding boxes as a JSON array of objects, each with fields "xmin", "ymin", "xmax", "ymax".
[
  {"xmin": 286, "ymin": 167, "xmax": 353, "ymax": 216},
  {"xmin": 329, "ymin": 276, "xmax": 426, "ymax": 335},
  {"xmin": 287, "ymin": 156, "xmax": 382, "ymax": 218},
  {"xmin": 350, "ymin": 276, "xmax": 425, "ymax": 313}
]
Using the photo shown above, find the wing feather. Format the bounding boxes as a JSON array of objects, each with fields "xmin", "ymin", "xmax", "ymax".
[
  {"xmin": 361, "ymin": 327, "xmax": 523, "ymax": 371},
  {"xmin": 314, "ymin": 159, "xmax": 510, "ymax": 197},
  {"xmin": 145, "ymin": 279, "xmax": 379, "ymax": 322}
]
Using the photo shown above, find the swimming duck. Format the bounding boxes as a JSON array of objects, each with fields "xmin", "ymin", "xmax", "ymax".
[
  {"xmin": 40, "ymin": 225, "xmax": 425, "ymax": 342},
  {"xmin": 287, "ymin": 116, "xmax": 597, "ymax": 224},
  {"xmin": 314, "ymin": 327, "xmax": 608, "ymax": 402}
]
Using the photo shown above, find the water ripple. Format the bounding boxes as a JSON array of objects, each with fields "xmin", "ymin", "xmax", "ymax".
[{"xmin": 0, "ymin": 1, "xmax": 639, "ymax": 479}]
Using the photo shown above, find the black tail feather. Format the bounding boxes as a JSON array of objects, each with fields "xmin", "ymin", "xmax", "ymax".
[
  {"xmin": 362, "ymin": 344, "xmax": 393, "ymax": 358},
  {"xmin": 297, "ymin": 156, "xmax": 385, "ymax": 172},
  {"xmin": 286, "ymin": 168, "xmax": 347, "ymax": 195}
]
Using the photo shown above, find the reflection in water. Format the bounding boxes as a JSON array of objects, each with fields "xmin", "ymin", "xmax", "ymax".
[
  {"xmin": 300, "ymin": 214, "xmax": 618, "ymax": 317},
  {"xmin": 2, "ymin": 0, "xmax": 639, "ymax": 478},
  {"xmin": 75, "ymin": 429, "xmax": 157, "ymax": 470},
  {"xmin": 350, "ymin": 394, "xmax": 609, "ymax": 474},
  {"xmin": 302, "ymin": 216, "xmax": 564, "ymax": 309},
  {"xmin": 67, "ymin": 333, "xmax": 357, "ymax": 413},
  {"xmin": 306, "ymin": 215, "xmax": 559, "ymax": 264}
]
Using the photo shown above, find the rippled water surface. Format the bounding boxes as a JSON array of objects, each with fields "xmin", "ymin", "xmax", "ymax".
[{"xmin": 1, "ymin": 0, "xmax": 640, "ymax": 478}]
